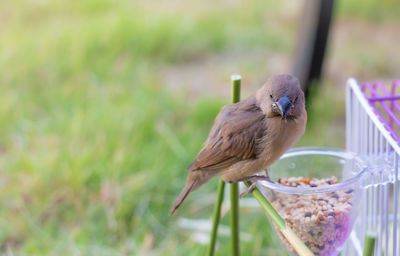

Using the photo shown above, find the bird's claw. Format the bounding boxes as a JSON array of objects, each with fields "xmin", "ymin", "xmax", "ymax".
[
  {"xmin": 240, "ymin": 181, "xmax": 258, "ymax": 198},
  {"xmin": 239, "ymin": 175, "xmax": 271, "ymax": 198},
  {"xmin": 249, "ymin": 175, "xmax": 270, "ymax": 182}
]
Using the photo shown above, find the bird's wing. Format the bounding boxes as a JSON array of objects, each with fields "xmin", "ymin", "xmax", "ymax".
[{"xmin": 187, "ymin": 96, "xmax": 265, "ymax": 171}]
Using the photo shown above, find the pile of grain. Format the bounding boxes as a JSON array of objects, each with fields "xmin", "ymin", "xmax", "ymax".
[{"xmin": 269, "ymin": 177, "xmax": 354, "ymax": 256}]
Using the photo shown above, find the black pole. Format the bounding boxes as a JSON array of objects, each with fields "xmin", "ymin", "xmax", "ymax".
[{"xmin": 292, "ymin": 0, "xmax": 335, "ymax": 98}]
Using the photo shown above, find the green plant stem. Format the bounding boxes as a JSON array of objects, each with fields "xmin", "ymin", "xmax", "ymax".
[
  {"xmin": 207, "ymin": 75, "xmax": 241, "ymax": 256},
  {"xmin": 363, "ymin": 232, "xmax": 377, "ymax": 256},
  {"xmin": 207, "ymin": 179, "xmax": 225, "ymax": 256},
  {"xmin": 230, "ymin": 75, "xmax": 241, "ymax": 256},
  {"xmin": 244, "ymin": 181, "xmax": 314, "ymax": 256},
  {"xmin": 230, "ymin": 182, "xmax": 239, "ymax": 255},
  {"xmin": 230, "ymin": 183, "xmax": 240, "ymax": 256},
  {"xmin": 231, "ymin": 74, "xmax": 241, "ymax": 103}
]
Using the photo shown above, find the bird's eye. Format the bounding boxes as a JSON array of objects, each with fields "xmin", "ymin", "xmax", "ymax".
[
  {"xmin": 294, "ymin": 95, "xmax": 299, "ymax": 102},
  {"xmin": 269, "ymin": 94, "xmax": 273, "ymax": 99}
]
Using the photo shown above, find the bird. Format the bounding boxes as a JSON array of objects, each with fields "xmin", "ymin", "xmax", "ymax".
[{"xmin": 170, "ymin": 74, "xmax": 307, "ymax": 215}]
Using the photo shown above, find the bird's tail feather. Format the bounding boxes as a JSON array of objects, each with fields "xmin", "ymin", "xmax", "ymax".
[{"xmin": 170, "ymin": 178, "xmax": 198, "ymax": 215}]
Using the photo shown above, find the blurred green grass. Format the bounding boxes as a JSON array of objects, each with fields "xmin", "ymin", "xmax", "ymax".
[{"xmin": 0, "ymin": 0, "xmax": 399, "ymax": 255}]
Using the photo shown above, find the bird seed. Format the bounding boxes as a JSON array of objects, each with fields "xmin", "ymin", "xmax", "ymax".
[{"xmin": 266, "ymin": 176, "xmax": 355, "ymax": 256}]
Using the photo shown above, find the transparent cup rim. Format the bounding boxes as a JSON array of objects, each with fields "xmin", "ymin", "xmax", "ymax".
[{"xmin": 259, "ymin": 147, "xmax": 368, "ymax": 194}]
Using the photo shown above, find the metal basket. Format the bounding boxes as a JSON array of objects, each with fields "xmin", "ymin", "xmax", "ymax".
[{"xmin": 343, "ymin": 79, "xmax": 400, "ymax": 256}]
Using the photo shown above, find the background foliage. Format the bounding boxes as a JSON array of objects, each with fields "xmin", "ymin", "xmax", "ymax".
[{"xmin": 1, "ymin": 0, "xmax": 399, "ymax": 255}]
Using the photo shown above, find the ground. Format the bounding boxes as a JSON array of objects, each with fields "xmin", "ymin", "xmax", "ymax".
[{"xmin": 0, "ymin": 0, "xmax": 399, "ymax": 255}]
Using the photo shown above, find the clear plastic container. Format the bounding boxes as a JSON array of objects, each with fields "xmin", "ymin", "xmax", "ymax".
[{"xmin": 259, "ymin": 147, "xmax": 368, "ymax": 256}]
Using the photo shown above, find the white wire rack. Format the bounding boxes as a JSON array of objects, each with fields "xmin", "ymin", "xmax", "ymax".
[{"xmin": 343, "ymin": 78, "xmax": 400, "ymax": 256}]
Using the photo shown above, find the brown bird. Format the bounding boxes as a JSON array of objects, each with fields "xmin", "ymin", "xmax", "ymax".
[{"xmin": 170, "ymin": 74, "xmax": 307, "ymax": 215}]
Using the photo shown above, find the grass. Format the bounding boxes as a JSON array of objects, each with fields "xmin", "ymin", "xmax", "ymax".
[
  {"xmin": 0, "ymin": 0, "xmax": 398, "ymax": 255},
  {"xmin": 337, "ymin": 0, "xmax": 400, "ymax": 22}
]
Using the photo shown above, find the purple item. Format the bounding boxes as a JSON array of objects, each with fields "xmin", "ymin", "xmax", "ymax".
[{"xmin": 361, "ymin": 80, "xmax": 400, "ymax": 144}]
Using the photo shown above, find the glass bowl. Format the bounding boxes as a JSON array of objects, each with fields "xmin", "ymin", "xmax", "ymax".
[{"xmin": 259, "ymin": 147, "xmax": 368, "ymax": 256}]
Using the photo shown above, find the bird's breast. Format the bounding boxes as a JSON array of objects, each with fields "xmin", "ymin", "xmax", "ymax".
[{"xmin": 260, "ymin": 114, "xmax": 306, "ymax": 167}]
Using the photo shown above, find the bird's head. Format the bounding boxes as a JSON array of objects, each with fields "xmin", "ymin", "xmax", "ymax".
[{"xmin": 257, "ymin": 74, "xmax": 305, "ymax": 119}]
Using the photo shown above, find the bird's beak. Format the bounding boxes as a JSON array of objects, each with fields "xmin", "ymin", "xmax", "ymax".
[{"xmin": 276, "ymin": 95, "xmax": 293, "ymax": 118}]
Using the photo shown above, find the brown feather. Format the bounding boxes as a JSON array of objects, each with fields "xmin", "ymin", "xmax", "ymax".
[
  {"xmin": 171, "ymin": 74, "xmax": 307, "ymax": 213},
  {"xmin": 187, "ymin": 95, "xmax": 265, "ymax": 171},
  {"xmin": 170, "ymin": 170, "xmax": 214, "ymax": 214},
  {"xmin": 170, "ymin": 178, "xmax": 198, "ymax": 215}
]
